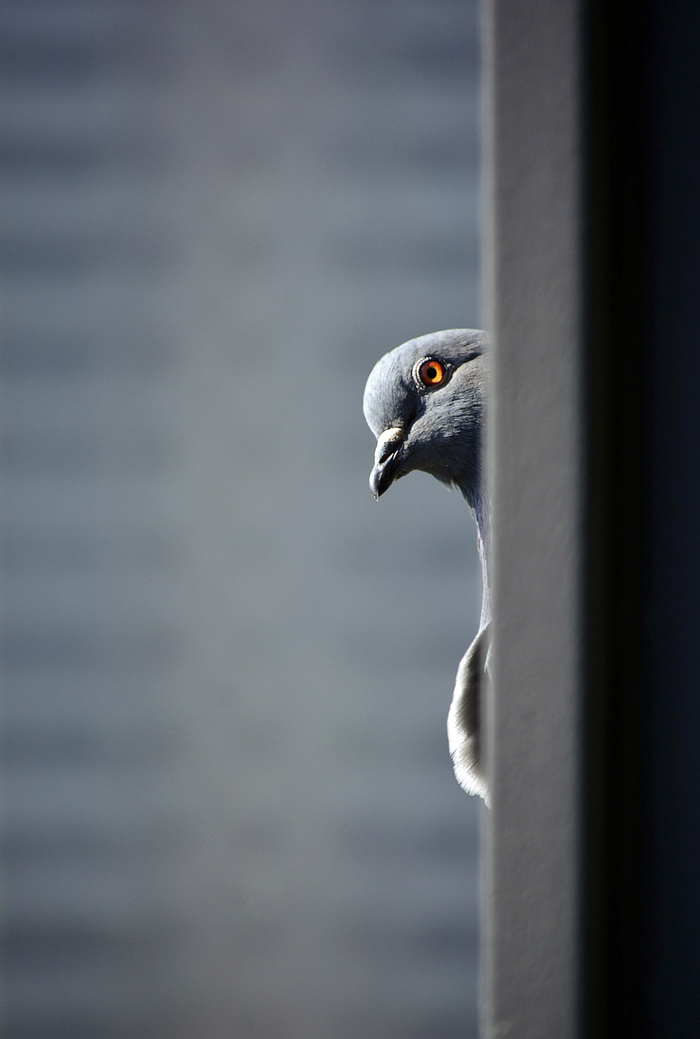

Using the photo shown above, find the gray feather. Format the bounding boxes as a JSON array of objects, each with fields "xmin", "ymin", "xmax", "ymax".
[{"xmin": 363, "ymin": 329, "xmax": 491, "ymax": 801}]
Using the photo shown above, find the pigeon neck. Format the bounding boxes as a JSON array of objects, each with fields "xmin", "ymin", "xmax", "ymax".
[{"xmin": 461, "ymin": 482, "xmax": 491, "ymax": 630}]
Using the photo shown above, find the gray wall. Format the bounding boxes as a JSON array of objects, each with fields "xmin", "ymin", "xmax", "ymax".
[{"xmin": 1, "ymin": 2, "xmax": 482, "ymax": 1036}]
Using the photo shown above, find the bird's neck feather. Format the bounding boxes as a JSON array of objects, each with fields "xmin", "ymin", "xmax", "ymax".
[{"xmin": 459, "ymin": 479, "xmax": 491, "ymax": 629}]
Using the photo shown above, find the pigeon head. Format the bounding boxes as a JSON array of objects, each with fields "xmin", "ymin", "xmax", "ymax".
[{"xmin": 363, "ymin": 329, "xmax": 488, "ymax": 510}]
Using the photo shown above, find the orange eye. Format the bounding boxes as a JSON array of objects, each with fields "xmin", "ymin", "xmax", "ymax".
[{"xmin": 417, "ymin": 358, "xmax": 447, "ymax": 387}]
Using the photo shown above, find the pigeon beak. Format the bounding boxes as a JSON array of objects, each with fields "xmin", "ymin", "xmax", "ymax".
[{"xmin": 369, "ymin": 426, "xmax": 405, "ymax": 499}]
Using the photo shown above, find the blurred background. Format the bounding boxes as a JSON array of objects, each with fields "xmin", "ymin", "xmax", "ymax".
[{"xmin": 0, "ymin": 1, "xmax": 482, "ymax": 1037}]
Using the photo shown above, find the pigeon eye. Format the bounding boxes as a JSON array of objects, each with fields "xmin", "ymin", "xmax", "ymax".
[{"xmin": 417, "ymin": 358, "xmax": 447, "ymax": 388}]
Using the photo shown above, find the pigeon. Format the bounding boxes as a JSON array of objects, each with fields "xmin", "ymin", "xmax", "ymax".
[{"xmin": 363, "ymin": 329, "xmax": 490, "ymax": 802}]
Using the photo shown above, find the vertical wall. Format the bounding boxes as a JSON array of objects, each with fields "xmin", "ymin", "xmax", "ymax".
[
  {"xmin": 485, "ymin": 1, "xmax": 700, "ymax": 1036},
  {"xmin": 484, "ymin": 0, "xmax": 584, "ymax": 1035}
]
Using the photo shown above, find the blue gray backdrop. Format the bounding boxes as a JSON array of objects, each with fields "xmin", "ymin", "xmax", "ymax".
[{"xmin": 1, "ymin": 1, "xmax": 482, "ymax": 1036}]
